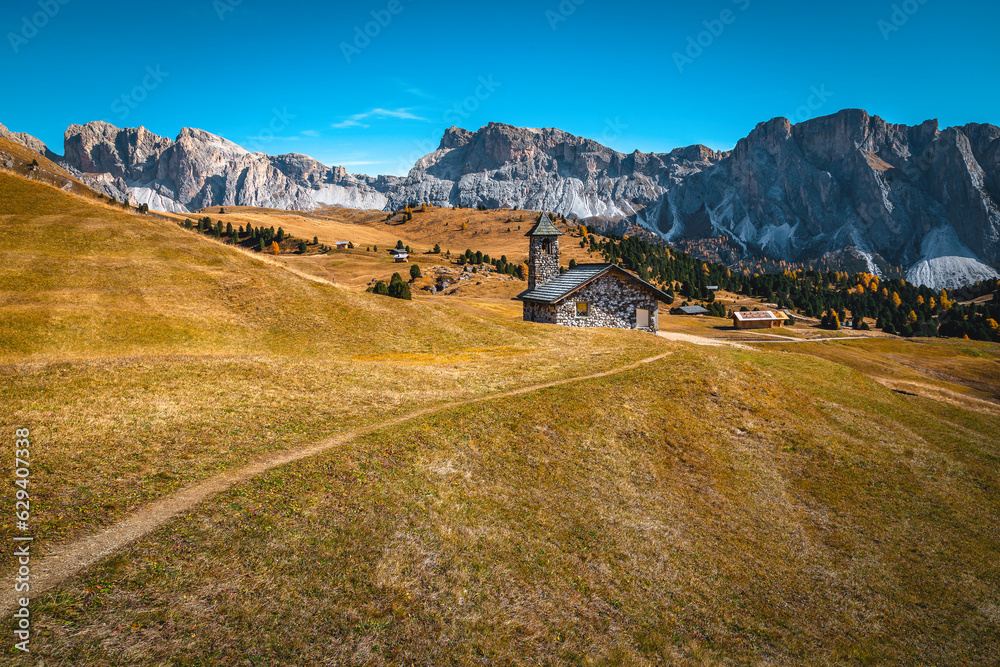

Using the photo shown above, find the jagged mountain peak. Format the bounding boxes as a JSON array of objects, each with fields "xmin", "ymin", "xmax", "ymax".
[{"xmin": 7, "ymin": 109, "xmax": 996, "ymax": 288}]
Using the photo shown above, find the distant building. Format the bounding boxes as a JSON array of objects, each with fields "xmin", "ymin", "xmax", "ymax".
[
  {"xmin": 388, "ymin": 248, "xmax": 409, "ymax": 262},
  {"xmin": 706, "ymin": 285, "xmax": 719, "ymax": 291},
  {"xmin": 516, "ymin": 216, "xmax": 673, "ymax": 333},
  {"xmin": 674, "ymin": 305, "xmax": 709, "ymax": 316},
  {"xmin": 731, "ymin": 310, "xmax": 789, "ymax": 329},
  {"xmin": 335, "ymin": 241, "xmax": 349, "ymax": 250}
]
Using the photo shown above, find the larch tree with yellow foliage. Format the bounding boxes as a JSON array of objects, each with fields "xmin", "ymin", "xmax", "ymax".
[{"xmin": 938, "ymin": 289, "xmax": 953, "ymax": 311}]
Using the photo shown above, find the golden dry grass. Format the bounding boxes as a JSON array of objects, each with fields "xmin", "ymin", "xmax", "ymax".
[
  {"xmin": 173, "ymin": 204, "xmax": 603, "ymax": 292},
  {"xmin": 0, "ymin": 171, "xmax": 664, "ymax": 571},
  {"xmin": 19, "ymin": 345, "xmax": 1000, "ymax": 665},
  {"xmin": 2, "ymin": 170, "xmax": 999, "ymax": 664}
]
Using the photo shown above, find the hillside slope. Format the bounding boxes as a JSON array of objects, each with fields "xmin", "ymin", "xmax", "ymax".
[{"xmin": 1, "ymin": 169, "xmax": 998, "ymax": 664}]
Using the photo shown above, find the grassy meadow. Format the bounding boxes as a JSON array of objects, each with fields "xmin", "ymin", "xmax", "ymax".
[{"xmin": 1, "ymin": 169, "xmax": 999, "ymax": 664}]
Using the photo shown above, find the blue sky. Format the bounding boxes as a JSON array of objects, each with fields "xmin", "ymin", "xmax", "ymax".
[{"xmin": 1, "ymin": 0, "xmax": 996, "ymax": 175}]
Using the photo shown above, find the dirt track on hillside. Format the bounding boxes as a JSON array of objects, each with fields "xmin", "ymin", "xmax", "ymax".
[{"xmin": 0, "ymin": 352, "xmax": 673, "ymax": 617}]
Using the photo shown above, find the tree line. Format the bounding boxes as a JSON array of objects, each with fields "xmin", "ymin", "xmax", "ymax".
[{"xmin": 591, "ymin": 232, "xmax": 1000, "ymax": 342}]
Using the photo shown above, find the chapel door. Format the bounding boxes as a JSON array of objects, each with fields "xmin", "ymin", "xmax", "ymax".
[{"xmin": 636, "ymin": 308, "xmax": 650, "ymax": 329}]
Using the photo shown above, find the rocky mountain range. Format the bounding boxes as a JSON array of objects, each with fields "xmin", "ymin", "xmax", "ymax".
[{"xmin": 2, "ymin": 111, "xmax": 998, "ymax": 290}]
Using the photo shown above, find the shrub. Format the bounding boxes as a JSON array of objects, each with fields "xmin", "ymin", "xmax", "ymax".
[
  {"xmin": 388, "ymin": 272, "xmax": 412, "ymax": 300},
  {"xmin": 433, "ymin": 243, "xmax": 441, "ymax": 254},
  {"xmin": 409, "ymin": 264, "xmax": 421, "ymax": 281},
  {"xmin": 313, "ymin": 236, "xmax": 319, "ymax": 245},
  {"xmin": 298, "ymin": 240, "xmax": 307, "ymax": 253}
]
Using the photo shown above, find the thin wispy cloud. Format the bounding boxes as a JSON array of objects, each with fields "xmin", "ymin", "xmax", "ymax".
[
  {"xmin": 405, "ymin": 87, "xmax": 434, "ymax": 100},
  {"xmin": 332, "ymin": 108, "xmax": 429, "ymax": 129},
  {"xmin": 300, "ymin": 129, "xmax": 320, "ymax": 137}
]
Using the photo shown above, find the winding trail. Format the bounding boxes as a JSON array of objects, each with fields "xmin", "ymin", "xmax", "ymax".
[{"xmin": 0, "ymin": 352, "xmax": 672, "ymax": 617}]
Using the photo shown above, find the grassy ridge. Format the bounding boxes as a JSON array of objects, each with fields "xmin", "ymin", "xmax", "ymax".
[
  {"xmin": 0, "ymin": 172, "xmax": 665, "ymax": 569},
  {"xmin": 22, "ymin": 345, "xmax": 1000, "ymax": 664},
  {"xmin": 2, "ymin": 170, "xmax": 999, "ymax": 663},
  {"xmin": 0, "ymin": 171, "xmax": 544, "ymax": 361}
]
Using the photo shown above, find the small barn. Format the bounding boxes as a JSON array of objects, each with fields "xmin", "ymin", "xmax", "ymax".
[
  {"xmin": 516, "ymin": 217, "xmax": 673, "ymax": 333},
  {"xmin": 388, "ymin": 248, "xmax": 409, "ymax": 263},
  {"xmin": 335, "ymin": 241, "xmax": 349, "ymax": 250},
  {"xmin": 674, "ymin": 305, "xmax": 709, "ymax": 316},
  {"xmin": 731, "ymin": 310, "xmax": 789, "ymax": 329}
]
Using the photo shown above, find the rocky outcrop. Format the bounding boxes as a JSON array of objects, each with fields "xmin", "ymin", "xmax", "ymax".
[
  {"xmin": 59, "ymin": 122, "xmax": 389, "ymax": 214},
  {"xmin": 633, "ymin": 110, "xmax": 1000, "ymax": 289},
  {"xmin": 385, "ymin": 114, "xmax": 998, "ymax": 288},
  {"xmin": 0, "ymin": 122, "xmax": 59, "ymax": 161},
  {"xmin": 381, "ymin": 122, "xmax": 721, "ymax": 217},
  {"xmin": 5, "ymin": 110, "xmax": 997, "ymax": 288}
]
